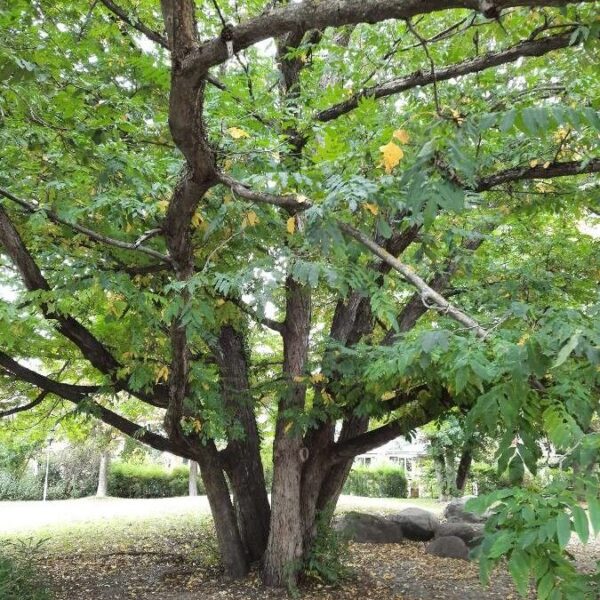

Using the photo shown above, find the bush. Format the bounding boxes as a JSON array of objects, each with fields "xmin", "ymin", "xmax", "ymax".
[
  {"xmin": 343, "ymin": 466, "xmax": 408, "ymax": 498},
  {"xmin": 0, "ymin": 470, "xmax": 43, "ymax": 501},
  {"xmin": 0, "ymin": 540, "xmax": 51, "ymax": 600},
  {"xmin": 108, "ymin": 462, "xmax": 200, "ymax": 498}
]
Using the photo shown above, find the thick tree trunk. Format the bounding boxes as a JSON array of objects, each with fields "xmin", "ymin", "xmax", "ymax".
[
  {"xmin": 263, "ymin": 277, "xmax": 311, "ymax": 587},
  {"xmin": 216, "ymin": 326, "xmax": 270, "ymax": 562},
  {"xmin": 188, "ymin": 460, "xmax": 198, "ymax": 496},
  {"xmin": 194, "ymin": 441, "xmax": 249, "ymax": 579},
  {"xmin": 96, "ymin": 451, "xmax": 110, "ymax": 497}
]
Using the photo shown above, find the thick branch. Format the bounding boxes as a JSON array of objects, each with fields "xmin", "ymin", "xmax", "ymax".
[
  {"xmin": 317, "ymin": 30, "xmax": 575, "ymax": 122},
  {"xmin": 475, "ymin": 158, "xmax": 600, "ymax": 191},
  {"xmin": 0, "ymin": 188, "xmax": 172, "ymax": 264},
  {"xmin": 0, "ymin": 351, "xmax": 188, "ymax": 456},
  {"xmin": 338, "ymin": 222, "xmax": 489, "ymax": 338},
  {"xmin": 183, "ymin": 0, "xmax": 595, "ymax": 75}
]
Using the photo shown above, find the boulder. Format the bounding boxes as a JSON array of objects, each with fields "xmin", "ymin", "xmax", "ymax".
[
  {"xmin": 333, "ymin": 512, "xmax": 404, "ymax": 544},
  {"xmin": 388, "ymin": 507, "xmax": 439, "ymax": 541},
  {"xmin": 426, "ymin": 535, "xmax": 469, "ymax": 560},
  {"xmin": 435, "ymin": 521, "xmax": 484, "ymax": 548},
  {"xmin": 443, "ymin": 496, "xmax": 488, "ymax": 524}
]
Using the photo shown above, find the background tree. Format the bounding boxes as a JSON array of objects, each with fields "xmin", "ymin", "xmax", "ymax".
[{"xmin": 0, "ymin": 0, "xmax": 599, "ymax": 594}]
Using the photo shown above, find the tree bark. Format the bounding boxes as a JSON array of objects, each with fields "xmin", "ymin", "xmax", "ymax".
[
  {"xmin": 96, "ymin": 451, "xmax": 110, "ymax": 497},
  {"xmin": 188, "ymin": 460, "xmax": 198, "ymax": 496},
  {"xmin": 216, "ymin": 326, "xmax": 270, "ymax": 563},
  {"xmin": 194, "ymin": 441, "xmax": 249, "ymax": 578},
  {"xmin": 455, "ymin": 446, "xmax": 473, "ymax": 494},
  {"xmin": 263, "ymin": 277, "xmax": 311, "ymax": 587}
]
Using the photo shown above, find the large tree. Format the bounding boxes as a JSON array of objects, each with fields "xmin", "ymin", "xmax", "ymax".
[{"xmin": 0, "ymin": 0, "xmax": 599, "ymax": 593}]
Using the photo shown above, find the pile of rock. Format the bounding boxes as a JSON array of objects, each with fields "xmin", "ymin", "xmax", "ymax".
[{"xmin": 333, "ymin": 496, "xmax": 488, "ymax": 561}]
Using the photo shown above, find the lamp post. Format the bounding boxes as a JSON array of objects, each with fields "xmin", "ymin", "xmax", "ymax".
[{"xmin": 42, "ymin": 433, "xmax": 54, "ymax": 502}]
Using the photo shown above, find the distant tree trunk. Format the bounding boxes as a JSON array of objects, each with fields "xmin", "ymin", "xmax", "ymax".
[
  {"xmin": 455, "ymin": 447, "xmax": 473, "ymax": 494},
  {"xmin": 188, "ymin": 460, "xmax": 198, "ymax": 496},
  {"xmin": 96, "ymin": 451, "xmax": 110, "ymax": 497},
  {"xmin": 434, "ymin": 452, "xmax": 449, "ymax": 501}
]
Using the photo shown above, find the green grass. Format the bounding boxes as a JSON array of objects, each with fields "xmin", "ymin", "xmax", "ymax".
[{"xmin": 0, "ymin": 539, "xmax": 52, "ymax": 600}]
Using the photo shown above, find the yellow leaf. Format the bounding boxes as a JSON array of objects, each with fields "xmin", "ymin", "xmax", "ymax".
[
  {"xmin": 227, "ymin": 126, "xmax": 250, "ymax": 139},
  {"xmin": 393, "ymin": 129, "xmax": 410, "ymax": 144},
  {"xmin": 381, "ymin": 391, "xmax": 396, "ymax": 401},
  {"xmin": 293, "ymin": 375, "xmax": 305, "ymax": 383},
  {"xmin": 155, "ymin": 365, "xmax": 169, "ymax": 383},
  {"xmin": 193, "ymin": 419, "xmax": 203, "ymax": 433},
  {"xmin": 216, "ymin": 298, "xmax": 225, "ymax": 306},
  {"xmin": 191, "ymin": 211, "xmax": 204, "ymax": 228},
  {"xmin": 284, "ymin": 422, "xmax": 293, "ymax": 434},
  {"xmin": 311, "ymin": 373, "xmax": 325, "ymax": 384},
  {"xmin": 517, "ymin": 334, "xmax": 529, "ymax": 346},
  {"xmin": 223, "ymin": 193, "xmax": 233, "ymax": 204},
  {"xmin": 363, "ymin": 203, "xmax": 379, "ymax": 216},
  {"xmin": 543, "ymin": 161, "xmax": 551, "ymax": 169},
  {"xmin": 379, "ymin": 141, "xmax": 404, "ymax": 174},
  {"xmin": 529, "ymin": 159, "xmax": 539, "ymax": 168},
  {"xmin": 297, "ymin": 194, "xmax": 309, "ymax": 204},
  {"xmin": 157, "ymin": 199, "xmax": 169, "ymax": 213},
  {"xmin": 244, "ymin": 211, "xmax": 259, "ymax": 227},
  {"xmin": 321, "ymin": 390, "xmax": 333, "ymax": 404},
  {"xmin": 287, "ymin": 216, "xmax": 296, "ymax": 234}
]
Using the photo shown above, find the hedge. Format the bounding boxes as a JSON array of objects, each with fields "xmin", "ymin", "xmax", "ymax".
[
  {"xmin": 343, "ymin": 466, "xmax": 408, "ymax": 498},
  {"xmin": 108, "ymin": 462, "xmax": 201, "ymax": 498}
]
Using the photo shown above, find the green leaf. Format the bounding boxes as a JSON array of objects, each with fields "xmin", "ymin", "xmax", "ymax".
[
  {"xmin": 587, "ymin": 495, "xmax": 600, "ymax": 536},
  {"xmin": 555, "ymin": 512, "xmax": 571, "ymax": 548},
  {"xmin": 508, "ymin": 549, "xmax": 530, "ymax": 597},
  {"xmin": 553, "ymin": 330, "xmax": 581, "ymax": 369},
  {"xmin": 572, "ymin": 505, "xmax": 589, "ymax": 543}
]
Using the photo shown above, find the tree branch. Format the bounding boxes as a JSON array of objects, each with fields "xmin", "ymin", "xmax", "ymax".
[
  {"xmin": 338, "ymin": 221, "xmax": 489, "ymax": 338},
  {"xmin": 0, "ymin": 188, "xmax": 172, "ymax": 265},
  {"xmin": 0, "ymin": 390, "xmax": 48, "ymax": 418},
  {"xmin": 217, "ymin": 172, "xmax": 312, "ymax": 213},
  {"xmin": 316, "ymin": 30, "xmax": 575, "ymax": 122},
  {"xmin": 475, "ymin": 157, "xmax": 600, "ymax": 191},
  {"xmin": 0, "ymin": 351, "xmax": 190, "ymax": 457},
  {"xmin": 183, "ymin": 0, "xmax": 595, "ymax": 76}
]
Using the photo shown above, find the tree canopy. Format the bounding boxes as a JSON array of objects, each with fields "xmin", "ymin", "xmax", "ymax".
[{"xmin": 0, "ymin": 0, "xmax": 599, "ymax": 595}]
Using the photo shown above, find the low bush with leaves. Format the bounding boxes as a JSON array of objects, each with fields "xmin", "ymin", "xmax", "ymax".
[
  {"xmin": 343, "ymin": 466, "xmax": 408, "ymax": 498},
  {"xmin": 0, "ymin": 539, "xmax": 51, "ymax": 600},
  {"xmin": 108, "ymin": 462, "xmax": 198, "ymax": 498}
]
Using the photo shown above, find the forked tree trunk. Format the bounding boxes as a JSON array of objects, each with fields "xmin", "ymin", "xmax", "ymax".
[
  {"xmin": 96, "ymin": 451, "xmax": 110, "ymax": 497},
  {"xmin": 188, "ymin": 460, "xmax": 198, "ymax": 496}
]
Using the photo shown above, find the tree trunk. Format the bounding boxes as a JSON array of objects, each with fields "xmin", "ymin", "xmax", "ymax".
[
  {"xmin": 96, "ymin": 451, "xmax": 110, "ymax": 497},
  {"xmin": 455, "ymin": 446, "xmax": 473, "ymax": 494},
  {"xmin": 263, "ymin": 277, "xmax": 311, "ymax": 587},
  {"xmin": 188, "ymin": 460, "xmax": 198, "ymax": 496},
  {"xmin": 216, "ymin": 326, "xmax": 270, "ymax": 562},
  {"xmin": 194, "ymin": 441, "xmax": 249, "ymax": 579}
]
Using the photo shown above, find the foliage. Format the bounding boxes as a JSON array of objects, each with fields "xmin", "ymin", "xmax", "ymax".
[
  {"xmin": 0, "ymin": 539, "xmax": 51, "ymax": 600},
  {"xmin": 468, "ymin": 479, "xmax": 600, "ymax": 600},
  {"xmin": 343, "ymin": 466, "xmax": 408, "ymax": 499},
  {"xmin": 0, "ymin": 0, "xmax": 599, "ymax": 589},
  {"xmin": 108, "ymin": 462, "xmax": 196, "ymax": 498},
  {"xmin": 0, "ymin": 470, "xmax": 43, "ymax": 501}
]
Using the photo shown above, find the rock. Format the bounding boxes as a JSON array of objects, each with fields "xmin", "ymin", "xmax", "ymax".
[
  {"xmin": 426, "ymin": 535, "xmax": 470, "ymax": 560},
  {"xmin": 333, "ymin": 512, "xmax": 404, "ymax": 543},
  {"xmin": 443, "ymin": 496, "xmax": 488, "ymax": 524},
  {"xmin": 388, "ymin": 507, "xmax": 439, "ymax": 541},
  {"xmin": 435, "ymin": 521, "xmax": 484, "ymax": 548}
]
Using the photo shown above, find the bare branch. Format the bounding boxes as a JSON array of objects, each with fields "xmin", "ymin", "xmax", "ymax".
[
  {"xmin": 0, "ymin": 390, "xmax": 48, "ymax": 418},
  {"xmin": 0, "ymin": 188, "xmax": 172, "ymax": 265}
]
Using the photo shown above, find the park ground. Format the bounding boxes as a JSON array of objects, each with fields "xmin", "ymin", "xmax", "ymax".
[{"xmin": 1, "ymin": 496, "xmax": 598, "ymax": 600}]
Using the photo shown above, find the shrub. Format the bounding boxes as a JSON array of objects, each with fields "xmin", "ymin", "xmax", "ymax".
[
  {"xmin": 0, "ymin": 539, "xmax": 51, "ymax": 600},
  {"xmin": 108, "ymin": 462, "xmax": 200, "ymax": 498},
  {"xmin": 0, "ymin": 470, "xmax": 43, "ymax": 501},
  {"xmin": 343, "ymin": 466, "xmax": 408, "ymax": 498}
]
